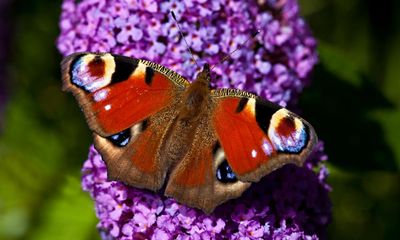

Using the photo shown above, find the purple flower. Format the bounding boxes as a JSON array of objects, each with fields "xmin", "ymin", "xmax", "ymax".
[
  {"xmin": 81, "ymin": 142, "xmax": 330, "ymax": 239},
  {"xmin": 58, "ymin": 0, "xmax": 318, "ymax": 106},
  {"xmin": 58, "ymin": 0, "xmax": 330, "ymax": 239},
  {"xmin": 115, "ymin": 16, "xmax": 143, "ymax": 43}
]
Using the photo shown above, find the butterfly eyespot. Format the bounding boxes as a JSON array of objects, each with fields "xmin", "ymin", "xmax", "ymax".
[
  {"xmin": 216, "ymin": 160, "xmax": 238, "ymax": 183},
  {"xmin": 268, "ymin": 109, "xmax": 309, "ymax": 153},
  {"xmin": 107, "ymin": 129, "xmax": 131, "ymax": 147},
  {"xmin": 70, "ymin": 54, "xmax": 115, "ymax": 92}
]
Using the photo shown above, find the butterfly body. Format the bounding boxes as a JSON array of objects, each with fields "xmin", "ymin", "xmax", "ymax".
[
  {"xmin": 176, "ymin": 64, "xmax": 209, "ymax": 120},
  {"xmin": 62, "ymin": 52, "xmax": 317, "ymax": 213}
]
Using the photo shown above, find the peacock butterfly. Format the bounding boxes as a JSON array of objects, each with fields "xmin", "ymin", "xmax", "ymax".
[{"xmin": 61, "ymin": 52, "xmax": 317, "ymax": 213}]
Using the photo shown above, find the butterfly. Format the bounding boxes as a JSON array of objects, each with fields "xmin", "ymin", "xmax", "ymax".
[{"xmin": 61, "ymin": 52, "xmax": 317, "ymax": 213}]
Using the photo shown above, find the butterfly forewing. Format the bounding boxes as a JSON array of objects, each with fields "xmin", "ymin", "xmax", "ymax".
[
  {"xmin": 61, "ymin": 52, "xmax": 189, "ymax": 136},
  {"xmin": 62, "ymin": 52, "xmax": 190, "ymax": 191},
  {"xmin": 211, "ymin": 89, "xmax": 318, "ymax": 182}
]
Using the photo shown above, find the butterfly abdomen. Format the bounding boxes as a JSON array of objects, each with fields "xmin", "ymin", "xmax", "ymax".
[{"xmin": 160, "ymin": 111, "xmax": 210, "ymax": 167}]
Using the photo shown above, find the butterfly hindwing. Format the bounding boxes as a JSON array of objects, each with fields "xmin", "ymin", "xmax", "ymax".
[
  {"xmin": 211, "ymin": 89, "xmax": 317, "ymax": 182},
  {"xmin": 93, "ymin": 106, "xmax": 179, "ymax": 191},
  {"xmin": 165, "ymin": 112, "xmax": 251, "ymax": 213}
]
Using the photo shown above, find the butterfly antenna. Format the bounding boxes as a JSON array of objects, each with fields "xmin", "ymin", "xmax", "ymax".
[
  {"xmin": 210, "ymin": 30, "xmax": 260, "ymax": 70},
  {"xmin": 171, "ymin": 11, "xmax": 200, "ymax": 68}
]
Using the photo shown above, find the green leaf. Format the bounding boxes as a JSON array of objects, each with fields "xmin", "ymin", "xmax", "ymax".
[
  {"xmin": 317, "ymin": 42, "xmax": 362, "ymax": 87},
  {"xmin": 28, "ymin": 176, "xmax": 97, "ymax": 240},
  {"xmin": 299, "ymin": 43, "xmax": 397, "ymax": 171},
  {"xmin": 328, "ymin": 165, "xmax": 400, "ymax": 239}
]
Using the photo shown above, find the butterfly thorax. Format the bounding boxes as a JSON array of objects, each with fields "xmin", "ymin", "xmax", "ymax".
[{"xmin": 178, "ymin": 64, "xmax": 211, "ymax": 122}]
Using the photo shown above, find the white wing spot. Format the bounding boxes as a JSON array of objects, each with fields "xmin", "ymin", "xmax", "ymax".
[
  {"xmin": 251, "ymin": 149, "xmax": 257, "ymax": 158},
  {"xmin": 262, "ymin": 138, "xmax": 273, "ymax": 156},
  {"xmin": 93, "ymin": 89, "xmax": 109, "ymax": 102}
]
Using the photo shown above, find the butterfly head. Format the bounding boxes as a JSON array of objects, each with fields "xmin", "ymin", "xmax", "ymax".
[{"xmin": 195, "ymin": 63, "xmax": 211, "ymax": 86}]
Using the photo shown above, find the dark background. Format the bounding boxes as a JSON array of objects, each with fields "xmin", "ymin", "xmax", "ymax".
[{"xmin": 0, "ymin": 0, "xmax": 399, "ymax": 239}]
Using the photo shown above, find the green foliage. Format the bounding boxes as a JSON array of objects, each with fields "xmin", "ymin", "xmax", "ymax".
[
  {"xmin": 29, "ymin": 177, "xmax": 97, "ymax": 240},
  {"xmin": 0, "ymin": 0, "xmax": 399, "ymax": 239},
  {"xmin": 301, "ymin": 43, "xmax": 397, "ymax": 171},
  {"xmin": 328, "ymin": 166, "xmax": 400, "ymax": 239},
  {"xmin": 0, "ymin": 0, "xmax": 94, "ymax": 239},
  {"xmin": 299, "ymin": 0, "xmax": 400, "ymax": 239}
]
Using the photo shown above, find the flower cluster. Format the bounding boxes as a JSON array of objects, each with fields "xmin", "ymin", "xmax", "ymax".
[
  {"xmin": 58, "ymin": 0, "xmax": 329, "ymax": 239},
  {"xmin": 83, "ymin": 143, "xmax": 330, "ymax": 239},
  {"xmin": 58, "ymin": 0, "xmax": 317, "ymax": 106}
]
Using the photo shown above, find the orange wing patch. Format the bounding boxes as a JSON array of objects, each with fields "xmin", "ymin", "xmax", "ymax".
[
  {"xmin": 172, "ymin": 147, "xmax": 212, "ymax": 187},
  {"xmin": 129, "ymin": 126, "xmax": 163, "ymax": 173},
  {"xmin": 89, "ymin": 69, "xmax": 174, "ymax": 134},
  {"xmin": 94, "ymin": 112, "xmax": 177, "ymax": 192},
  {"xmin": 212, "ymin": 97, "xmax": 277, "ymax": 176}
]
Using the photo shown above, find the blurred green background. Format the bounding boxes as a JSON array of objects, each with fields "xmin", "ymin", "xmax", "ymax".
[{"xmin": 0, "ymin": 0, "xmax": 399, "ymax": 239}]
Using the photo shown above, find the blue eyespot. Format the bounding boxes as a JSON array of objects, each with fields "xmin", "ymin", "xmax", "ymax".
[
  {"xmin": 270, "ymin": 125, "xmax": 308, "ymax": 153},
  {"xmin": 107, "ymin": 129, "xmax": 131, "ymax": 147},
  {"xmin": 216, "ymin": 160, "xmax": 237, "ymax": 183}
]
